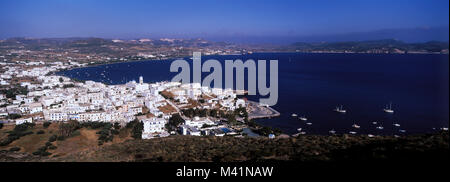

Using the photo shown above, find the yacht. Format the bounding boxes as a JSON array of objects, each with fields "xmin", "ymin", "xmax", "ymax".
[
  {"xmin": 329, "ymin": 129, "xmax": 336, "ymax": 134},
  {"xmin": 299, "ymin": 116, "xmax": 308, "ymax": 121},
  {"xmin": 441, "ymin": 127, "xmax": 449, "ymax": 131},
  {"xmin": 376, "ymin": 126, "xmax": 384, "ymax": 130},
  {"xmin": 306, "ymin": 122, "xmax": 312, "ymax": 125},
  {"xmin": 334, "ymin": 105, "xmax": 346, "ymax": 113},
  {"xmin": 297, "ymin": 128, "xmax": 303, "ymax": 132},
  {"xmin": 368, "ymin": 134, "xmax": 375, "ymax": 138},
  {"xmin": 399, "ymin": 129, "xmax": 407, "ymax": 133},
  {"xmin": 291, "ymin": 113, "xmax": 298, "ymax": 117},
  {"xmin": 349, "ymin": 131, "xmax": 357, "ymax": 135},
  {"xmin": 383, "ymin": 102, "xmax": 394, "ymax": 113},
  {"xmin": 393, "ymin": 123, "xmax": 401, "ymax": 127},
  {"xmin": 372, "ymin": 121, "xmax": 378, "ymax": 125},
  {"xmin": 352, "ymin": 124, "xmax": 361, "ymax": 129}
]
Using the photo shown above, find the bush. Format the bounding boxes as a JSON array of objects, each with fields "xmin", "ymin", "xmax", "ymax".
[
  {"xmin": 57, "ymin": 136, "xmax": 65, "ymax": 141},
  {"xmin": 37, "ymin": 130, "xmax": 45, "ymax": 134},
  {"xmin": 43, "ymin": 122, "xmax": 51, "ymax": 128},
  {"xmin": 48, "ymin": 145, "xmax": 57, "ymax": 150},
  {"xmin": 45, "ymin": 142, "xmax": 53, "ymax": 147},
  {"xmin": 0, "ymin": 123, "xmax": 3, "ymax": 129},
  {"xmin": 9, "ymin": 147, "xmax": 20, "ymax": 152},
  {"xmin": 48, "ymin": 135, "xmax": 57, "ymax": 142}
]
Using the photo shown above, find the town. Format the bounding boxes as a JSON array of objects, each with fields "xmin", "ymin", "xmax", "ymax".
[{"xmin": 0, "ymin": 59, "xmax": 281, "ymax": 142}]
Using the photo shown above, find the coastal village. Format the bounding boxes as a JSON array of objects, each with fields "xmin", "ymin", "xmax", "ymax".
[{"xmin": 0, "ymin": 60, "xmax": 280, "ymax": 141}]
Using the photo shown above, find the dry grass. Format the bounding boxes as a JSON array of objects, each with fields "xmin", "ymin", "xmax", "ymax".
[
  {"xmin": 160, "ymin": 90, "xmax": 174, "ymax": 99},
  {"xmin": 157, "ymin": 102, "xmax": 177, "ymax": 114},
  {"xmin": 0, "ymin": 122, "xmax": 132, "ymax": 158},
  {"xmin": 0, "ymin": 123, "xmax": 59, "ymax": 153}
]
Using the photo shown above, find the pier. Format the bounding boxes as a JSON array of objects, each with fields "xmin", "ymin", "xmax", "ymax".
[{"xmin": 247, "ymin": 100, "xmax": 280, "ymax": 120}]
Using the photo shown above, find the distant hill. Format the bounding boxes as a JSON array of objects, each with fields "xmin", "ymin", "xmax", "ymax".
[{"xmin": 290, "ymin": 39, "xmax": 449, "ymax": 53}]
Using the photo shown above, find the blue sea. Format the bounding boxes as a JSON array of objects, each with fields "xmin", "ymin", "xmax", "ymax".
[{"xmin": 58, "ymin": 53, "xmax": 449, "ymax": 135}]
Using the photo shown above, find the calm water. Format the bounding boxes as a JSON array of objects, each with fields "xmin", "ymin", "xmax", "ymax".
[{"xmin": 58, "ymin": 53, "xmax": 449, "ymax": 135}]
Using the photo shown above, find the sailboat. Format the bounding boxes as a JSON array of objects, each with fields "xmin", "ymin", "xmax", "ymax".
[
  {"xmin": 383, "ymin": 102, "xmax": 394, "ymax": 113},
  {"xmin": 334, "ymin": 105, "xmax": 346, "ymax": 113}
]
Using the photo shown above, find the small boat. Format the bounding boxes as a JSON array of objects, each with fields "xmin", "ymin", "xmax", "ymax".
[
  {"xmin": 383, "ymin": 102, "xmax": 394, "ymax": 113},
  {"xmin": 399, "ymin": 129, "xmax": 406, "ymax": 133},
  {"xmin": 299, "ymin": 132, "xmax": 306, "ymax": 135},
  {"xmin": 291, "ymin": 113, "xmax": 298, "ymax": 117},
  {"xmin": 393, "ymin": 123, "xmax": 401, "ymax": 127},
  {"xmin": 299, "ymin": 116, "xmax": 308, "ymax": 121},
  {"xmin": 441, "ymin": 127, "xmax": 449, "ymax": 131},
  {"xmin": 352, "ymin": 124, "xmax": 361, "ymax": 129},
  {"xmin": 297, "ymin": 128, "xmax": 302, "ymax": 132},
  {"xmin": 349, "ymin": 131, "xmax": 357, "ymax": 135},
  {"xmin": 306, "ymin": 122, "xmax": 312, "ymax": 125},
  {"xmin": 329, "ymin": 129, "xmax": 336, "ymax": 134},
  {"xmin": 368, "ymin": 134, "xmax": 375, "ymax": 138},
  {"xmin": 372, "ymin": 121, "xmax": 378, "ymax": 125},
  {"xmin": 334, "ymin": 105, "xmax": 346, "ymax": 113},
  {"xmin": 376, "ymin": 126, "xmax": 384, "ymax": 130}
]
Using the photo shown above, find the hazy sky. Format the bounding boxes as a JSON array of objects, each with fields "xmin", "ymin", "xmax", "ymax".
[{"xmin": 0, "ymin": 0, "xmax": 448, "ymax": 39}]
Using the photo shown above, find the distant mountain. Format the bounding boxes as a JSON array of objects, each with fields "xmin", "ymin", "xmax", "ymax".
[
  {"xmin": 206, "ymin": 27, "xmax": 449, "ymax": 44},
  {"xmin": 289, "ymin": 39, "xmax": 449, "ymax": 53},
  {"xmin": 296, "ymin": 27, "xmax": 449, "ymax": 43}
]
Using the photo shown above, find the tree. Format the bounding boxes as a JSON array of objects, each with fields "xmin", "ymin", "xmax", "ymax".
[
  {"xmin": 113, "ymin": 122, "xmax": 121, "ymax": 130},
  {"xmin": 43, "ymin": 122, "xmax": 51, "ymax": 128},
  {"xmin": 166, "ymin": 113, "xmax": 185, "ymax": 131},
  {"xmin": 0, "ymin": 123, "xmax": 3, "ymax": 129},
  {"xmin": 131, "ymin": 120, "xmax": 144, "ymax": 139},
  {"xmin": 58, "ymin": 120, "xmax": 80, "ymax": 137}
]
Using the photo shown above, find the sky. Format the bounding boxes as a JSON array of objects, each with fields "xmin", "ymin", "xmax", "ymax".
[{"xmin": 0, "ymin": 0, "xmax": 448, "ymax": 42}]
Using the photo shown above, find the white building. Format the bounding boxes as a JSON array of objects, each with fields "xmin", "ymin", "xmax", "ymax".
[
  {"xmin": 16, "ymin": 117, "xmax": 33, "ymax": 125},
  {"xmin": 142, "ymin": 117, "xmax": 167, "ymax": 139}
]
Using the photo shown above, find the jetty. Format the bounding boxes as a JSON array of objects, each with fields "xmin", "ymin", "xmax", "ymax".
[{"xmin": 247, "ymin": 100, "xmax": 280, "ymax": 120}]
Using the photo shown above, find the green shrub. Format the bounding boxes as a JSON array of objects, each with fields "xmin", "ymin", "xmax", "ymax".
[
  {"xmin": 48, "ymin": 135, "xmax": 57, "ymax": 142},
  {"xmin": 9, "ymin": 147, "xmax": 20, "ymax": 152},
  {"xmin": 43, "ymin": 122, "xmax": 51, "ymax": 128},
  {"xmin": 37, "ymin": 130, "xmax": 45, "ymax": 134},
  {"xmin": 56, "ymin": 135, "xmax": 65, "ymax": 141}
]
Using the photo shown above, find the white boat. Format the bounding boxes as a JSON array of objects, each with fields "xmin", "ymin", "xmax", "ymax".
[
  {"xmin": 329, "ymin": 129, "xmax": 336, "ymax": 134},
  {"xmin": 441, "ymin": 127, "xmax": 449, "ymax": 131},
  {"xmin": 306, "ymin": 122, "xmax": 312, "ymax": 125},
  {"xmin": 352, "ymin": 124, "xmax": 361, "ymax": 129},
  {"xmin": 291, "ymin": 113, "xmax": 298, "ymax": 117},
  {"xmin": 299, "ymin": 132, "xmax": 306, "ymax": 135},
  {"xmin": 399, "ymin": 129, "xmax": 406, "ymax": 133},
  {"xmin": 383, "ymin": 102, "xmax": 394, "ymax": 113},
  {"xmin": 393, "ymin": 123, "xmax": 401, "ymax": 127},
  {"xmin": 297, "ymin": 128, "xmax": 302, "ymax": 132},
  {"xmin": 334, "ymin": 105, "xmax": 346, "ymax": 113},
  {"xmin": 372, "ymin": 121, "xmax": 378, "ymax": 125},
  {"xmin": 394, "ymin": 135, "xmax": 400, "ymax": 138},
  {"xmin": 368, "ymin": 134, "xmax": 375, "ymax": 138},
  {"xmin": 376, "ymin": 126, "xmax": 384, "ymax": 130},
  {"xmin": 349, "ymin": 131, "xmax": 357, "ymax": 135},
  {"xmin": 299, "ymin": 116, "xmax": 308, "ymax": 121}
]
